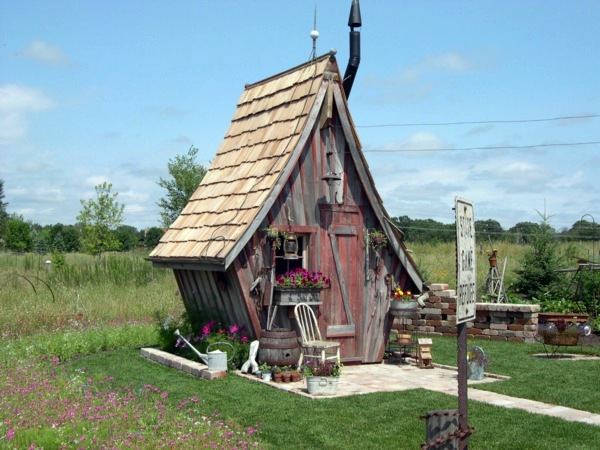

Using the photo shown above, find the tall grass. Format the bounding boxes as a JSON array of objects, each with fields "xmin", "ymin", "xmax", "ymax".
[
  {"xmin": 0, "ymin": 251, "xmax": 183, "ymax": 338},
  {"xmin": 407, "ymin": 240, "xmax": 596, "ymax": 292}
]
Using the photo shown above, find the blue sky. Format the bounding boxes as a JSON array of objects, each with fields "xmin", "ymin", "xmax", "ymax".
[{"xmin": 1, "ymin": 1, "xmax": 599, "ymax": 232}]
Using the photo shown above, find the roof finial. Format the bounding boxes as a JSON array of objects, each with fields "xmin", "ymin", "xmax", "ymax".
[{"xmin": 310, "ymin": 4, "xmax": 319, "ymax": 60}]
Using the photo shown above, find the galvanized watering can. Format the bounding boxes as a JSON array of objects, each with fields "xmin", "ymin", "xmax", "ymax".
[{"xmin": 174, "ymin": 329, "xmax": 234, "ymax": 372}]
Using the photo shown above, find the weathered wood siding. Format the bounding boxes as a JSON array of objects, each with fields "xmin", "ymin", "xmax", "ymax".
[{"xmin": 166, "ymin": 64, "xmax": 422, "ymax": 363}]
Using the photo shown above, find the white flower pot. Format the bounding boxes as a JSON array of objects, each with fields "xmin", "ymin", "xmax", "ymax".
[{"xmin": 261, "ymin": 371, "xmax": 272, "ymax": 382}]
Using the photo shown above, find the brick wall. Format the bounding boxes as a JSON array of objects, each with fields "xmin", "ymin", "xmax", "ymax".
[{"xmin": 399, "ymin": 283, "xmax": 540, "ymax": 343}]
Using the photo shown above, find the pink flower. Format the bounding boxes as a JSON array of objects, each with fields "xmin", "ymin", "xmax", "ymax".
[{"xmin": 6, "ymin": 429, "xmax": 15, "ymax": 440}]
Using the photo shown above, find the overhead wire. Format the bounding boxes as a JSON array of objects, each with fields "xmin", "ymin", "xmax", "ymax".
[
  {"xmin": 347, "ymin": 112, "xmax": 599, "ymax": 153},
  {"xmin": 363, "ymin": 141, "xmax": 600, "ymax": 153},
  {"xmin": 355, "ymin": 113, "xmax": 600, "ymax": 128}
]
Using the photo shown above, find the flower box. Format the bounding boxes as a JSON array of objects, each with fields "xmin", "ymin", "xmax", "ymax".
[
  {"xmin": 389, "ymin": 300, "xmax": 418, "ymax": 316},
  {"xmin": 273, "ymin": 287, "xmax": 323, "ymax": 306},
  {"xmin": 306, "ymin": 376, "xmax": 339, "ymax": 395}
]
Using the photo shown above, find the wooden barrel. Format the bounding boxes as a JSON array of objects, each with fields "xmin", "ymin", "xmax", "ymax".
[{"xmin": 258, "ymin": 329, "xmax": 301, "ymax": 366}]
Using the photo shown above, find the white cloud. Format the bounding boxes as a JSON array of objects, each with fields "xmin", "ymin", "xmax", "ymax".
[
  {"xmin": 463, "ymin": 125, "xmax": 494, "ymax": 137},
  {"xmin": 399, "ymin": 52, "xmax": 474, "ymax": 86},
  {"xmin": 32, "ymin": 187, "xmax": 66, "ymax": 204},
  {"xmin": 120, "ymin": 190, "xmax": 150, "ymax": 203},
  {"xmin": 84, "ymin": 176, "xmax": 110, "ymax": 187},
  {"xmin": 0, "ymin": 84, "xmax": 54, "ymax": 112},
  {"xmin": 20, "ymin": 40, "xmax": 68, "ymax": 65},
  {"xmin": 425, "ymin": 52, "xmax": 472, "ymax": 72},
  {"xmin": 126, "ymin": 203, "xmax": 150, "ymax": 213},
  {"xmin": 399, "ymin": 132, "xmax": 448, "ymax": 152},
  {"xmin": 6, "ymin": 186, "xmax": 28, "ymax": 197},
  {"xmin": 0, "ymin": 84, "xmax": 55, "ymax": 144},
  {"xmin": 361, "ymin": 51, "xmax": 478, "ymax": 105}
]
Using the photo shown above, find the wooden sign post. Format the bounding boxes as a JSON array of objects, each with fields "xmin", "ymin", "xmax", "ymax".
[{"xmin": 455, "ymin": 197, "xmax": 477, "ymax": 449}]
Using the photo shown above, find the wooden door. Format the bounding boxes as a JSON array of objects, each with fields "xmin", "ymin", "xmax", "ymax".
[{"xmin": 320, "ymin": 207, "xmax": 364, "ymax": 362}]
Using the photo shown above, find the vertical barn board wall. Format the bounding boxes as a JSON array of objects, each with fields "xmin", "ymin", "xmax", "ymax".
[{"xmin": 174, "ymin": 265, "xmax": 257, "ymax": 338}]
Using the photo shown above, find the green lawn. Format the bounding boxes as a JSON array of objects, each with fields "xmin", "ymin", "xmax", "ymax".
[
  {"xmin": 62, "ymin": 332, "xmax": 600, "ymax": 449},
  {"xmin": 2, "ymin": 249, "xmax": 600, "ymax": 448}
]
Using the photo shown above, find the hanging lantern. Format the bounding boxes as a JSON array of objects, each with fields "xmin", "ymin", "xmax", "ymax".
[{"xmin": 283, "ymin": 232, "xmax": 299, "ymax": 260}]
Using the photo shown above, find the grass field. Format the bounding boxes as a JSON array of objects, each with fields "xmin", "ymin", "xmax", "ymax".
[
  {"xmin": 1, "ymin": 246, "xmax": 599, "ymax": 448},
  {"xmin": 408, "ymin": 240, "xmax": 595, "ymax": 292},
  {"xmin": 0, "ymin": 251, "xmax": 183, "ymax": 338}
]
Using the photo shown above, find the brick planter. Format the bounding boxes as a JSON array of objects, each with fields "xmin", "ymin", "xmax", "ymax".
[{"xmin": 393, "ymin": 284, "xmax": 540, "ymax": 343}]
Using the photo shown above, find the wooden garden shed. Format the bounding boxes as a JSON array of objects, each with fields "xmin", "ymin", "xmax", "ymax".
[{"xmin": 149, "ymin": 52, "xmax": 425, "ymax": 363}]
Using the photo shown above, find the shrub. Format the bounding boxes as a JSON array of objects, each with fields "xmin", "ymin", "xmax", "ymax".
[{"xmin": 512, "ymin": 212, "xmax": 566, "ymax": 302}]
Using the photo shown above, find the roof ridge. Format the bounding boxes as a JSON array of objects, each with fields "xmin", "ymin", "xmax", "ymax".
[{"xmin": 243, "ymin": 54, "xmax": 331, "ymax": 90}]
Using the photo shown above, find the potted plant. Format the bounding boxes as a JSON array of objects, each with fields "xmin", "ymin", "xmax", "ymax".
[
  {"xmin": 487, "ymin": 248, "xmax": 498, "ymax": 267},
  {"xmin": 366, "ymin": 228, "xmax": 388, "ymax": 252},
  {"xmin": 273, "ymin": 268, "xmax": 330, "ymax": 305},
  {"xmin": 290, "ymin": 369, "xmax": 302, "ymax": 382},
  {"xmin": 262, "ymin": 226, "xmax": 282, "ymax": 249},
  {"xmin": 272, "ymin": 365, "xmax": 283, "ymax": 383},
  {"xmin": 281, "ymin": 365, "xmax": 292, "ymax": 382},
  {"xmin": 466, "ymin": 346, "xmax": 490, "ymax": 380},
  {"xmin": 537, "ymin": 319, "xmax": 587, "ymax": 346},
  {"xmin": 301, "ymin": 360, "xmax": 343, "ymax": 395},
  {"xmin": 258, "ymin": 363, "xmax": 272, "ymax": 381},
  {"xmin": 389, "ymin": 286, "xmax": 417, "ymax": 313}
]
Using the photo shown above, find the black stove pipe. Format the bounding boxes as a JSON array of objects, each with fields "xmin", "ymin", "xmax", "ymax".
[{"xmin": 343, "ymin": 0, "xmax": 361, "ymax": 99}]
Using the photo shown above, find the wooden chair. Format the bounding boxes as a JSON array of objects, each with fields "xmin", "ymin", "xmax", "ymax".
[{"xmin": 293, "ymin": 303, "xmax": 340, "ymax": 368}]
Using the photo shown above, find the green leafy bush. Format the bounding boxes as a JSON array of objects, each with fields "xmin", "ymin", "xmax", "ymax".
[{"xmin": 154, "ymin": 310, "xmax": 192, "ymax": 354}]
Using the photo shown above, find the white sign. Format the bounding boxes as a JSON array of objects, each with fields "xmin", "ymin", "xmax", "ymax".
[{"xmin": 455, "ymin": 197, "xmax": 476, "ymax": 323}]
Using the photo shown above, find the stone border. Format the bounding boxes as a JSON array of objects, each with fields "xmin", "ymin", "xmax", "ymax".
[{"xmin": 140, "ymin": 347, "xmax": 227, "ymax": 380}]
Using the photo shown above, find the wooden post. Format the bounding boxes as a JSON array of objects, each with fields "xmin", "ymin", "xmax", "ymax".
[{"xmin": 457, "ymin": 322, "xmax": 469, "ymax": 449}]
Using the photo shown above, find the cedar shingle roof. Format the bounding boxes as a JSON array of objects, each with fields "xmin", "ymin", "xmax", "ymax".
[{"xmin": 149, "ymin": 55, "xmax": 333, "ymax": 267}]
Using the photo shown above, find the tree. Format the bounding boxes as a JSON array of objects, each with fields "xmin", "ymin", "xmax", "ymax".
[
  {"xmin": 0, "ymin": 179, "xmax": 8, "ymax": 243},
  {"xmin": 512, "ymin": 211, "xmax": 564, "ymax": 301},
  {"xmin": 507, "ymin": 221, "xmax": 540, "ymax": 244},
  {"xmin": 77, "ymin": 182, "xmax": 124, "ymax": 258},
  {"xmin": 475, "ymin": 219, "xmax": 505, "ymax": 240},
  {"xmin": 4, "ymin": 218, "xmax": 33, "ymax": 252},
  {"xmin": 157, "ymin": 146, "xmax": 207, "ymax": 228},
  {"xmin": 391, "ymin": 216, "xmax": 455, "ymax": 243},
  {"xmin": 115, "ymin": 225, "xmax": 139, "ymax": 251},
  {"xmin": 567, "ymin": 219, "xmax": 599, "ymax": 241},
  {"xmin": 143, "ymin": 226, "xmax": 164, "ymax": 248},
  {"xmin": 48, "ymin": 223, "xmax": 81, "ymax": 252}
]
